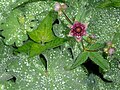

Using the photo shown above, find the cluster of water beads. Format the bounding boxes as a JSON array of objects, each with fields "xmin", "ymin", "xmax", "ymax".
[
  {"xmin": 88, "ymin": 3, "xmax": 120, "ymax": 90},
  {"xmin": 0, "ymin": 0, "xmax": 120, "ymax": 90},
  {"xmin": 2, "ymin": 48, "xmax": 88, "ymax": 90},
  {"xmin": 1, "ymin": 1, "xmax": 55, "ymax": 47},
  {"xmin": 0, "ymin": 0, "xmax": 17, "ymax": 24}
]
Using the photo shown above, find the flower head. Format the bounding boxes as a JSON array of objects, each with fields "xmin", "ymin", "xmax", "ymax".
[
  {"xmin": 104, "ymin": 47, "xmax": 115, "ymax": 56},
  {"xmin": 68, "ymin": 21, "xmax": 88, "ymax": 42},
  {"xmin": 108, "ymin": 47, "xmax": 115, "ymax": 55},
  {"xmin": 54, "ymin": 2, "xmax": 67, "ymax": 15},
  {"xmin": 106, "ymin": 41, "xmax": 115, "ymax": 47},
  {"xmin": 104, "ymin": 41, "xmax": 116, "ymax": 56}
]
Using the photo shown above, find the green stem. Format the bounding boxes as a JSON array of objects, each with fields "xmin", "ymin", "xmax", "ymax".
[
  {"xmin": 81, "ymin": 39, "xmax": 85, "ymax": 51},
  {"xmin": 82, "ymin": 38, "xmax": 90, "ymax": 44},
  {"xmin": 85, "ymin": 49, "xmax": 98, "ymax": 52},
  {"xmin": 81, "ymin": 39, "xmax": 98, "ymax": 52},
  {"xmin": 62, "ymin": 11, "xmax": 73, "ymax": 25}
]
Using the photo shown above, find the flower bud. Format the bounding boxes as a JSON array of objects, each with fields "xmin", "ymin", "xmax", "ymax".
[
  {"xmin": 54, "ymin": 2, "xmax": 67, "ymax": 15},
  {"xmin": 89, "ymin": 34, "xmax": 97, "ymax": 39},
  {"xmin": 108, "ymin": 47, "xmax": 115, "ymax": 55}
]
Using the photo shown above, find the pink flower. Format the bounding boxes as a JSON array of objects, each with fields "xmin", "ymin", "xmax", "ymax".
[
  {"xmin": 104, "ymin": 41, "xmax": 115, "ymax": 56},
  {"xmin": 108, "ymin": 47, "xmax": 115, "ymax": 55},
  {"xmin": 54, "ymin": 2, "xmax": 61, "ymax": 11},
  {"xmin": 54, "ymin": 2, "xmax": 67, "ymax": 15},
  {"xmin": 68, "ymin": 21, "xmax": 88, "ymax": 42}
]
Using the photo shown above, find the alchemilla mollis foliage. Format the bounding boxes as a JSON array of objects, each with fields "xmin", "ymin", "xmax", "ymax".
[{"xmin": 0, "ymin": 0, "xmax": 120, "ymax": 90}]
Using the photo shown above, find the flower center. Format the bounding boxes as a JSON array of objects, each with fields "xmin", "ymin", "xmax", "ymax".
[{"xmin": 75, "ymin": 27, "xmax": 81, "ymax": 33}]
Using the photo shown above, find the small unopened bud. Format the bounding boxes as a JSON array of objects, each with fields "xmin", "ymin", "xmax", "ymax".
[
  {"xmin": 89, "ymin": 34, "xmax": 97, "ymax": 39},
  {"xmin": 107, "ymin": 41, "xmax": 112, "ymax": 47},
  {"xmin": 54, "ymin": 2, "xmax": 61, "ymax": 11},
  {"xmin": 104, "ymin": 48, "xmax": 108, "ymax": 53},
  {"xmin": 54, "ymin": 2, "xmax": 67, "ymax": 15},
  {"xmin": 108, "ymin": 47, "xmax": 115, "ymax": 55}
]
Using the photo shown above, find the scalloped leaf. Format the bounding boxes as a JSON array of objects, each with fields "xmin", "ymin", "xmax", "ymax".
[
  {"xmin": 1, "ymin": 9, "xmax": 28, "ymax": 47},
  {"xmin": 0, "ymin": 38, "xmax": 17, "ymax": 83},
  {"xmin": 12, "ymin": 0, "xmax": 65, "ymax": 9},
  {"xmin": 29, "ymin": 11, "xmax": 57, "ymax": 43},
  {"xmin": 5, "ymin": 49, "xmax": 87, "ymax": 90},
  {"xmin": 0, "ymin": 0, "xmax": 15, "ymax": 25}
]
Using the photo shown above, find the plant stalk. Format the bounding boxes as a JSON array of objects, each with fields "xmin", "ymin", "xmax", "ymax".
[{"xmin": 62, "ymin": 11, "xmax": 73, "ymax": 25}]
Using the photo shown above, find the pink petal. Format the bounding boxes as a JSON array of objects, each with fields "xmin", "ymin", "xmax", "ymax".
[
  {"xmin": 68, "ymin": 30, "xmax": 74, "ymax": 37},
  {"xmin": 83, "ymin": 23, "xmax": 88, "ymax": 30},
  {"xmin": 54, "ymin": 2, "xmax": 61, "ymax": 11},
  {"xmin": 74, "ymin": 21, "xmax": 79, "ymax": 24},
  {"xmin": 75, "ymin": 36, "xmax": 82, "ymax": 42},
  {"xmin": 83, "ymin": 31, "xmax": 87, "ymax": 35},
  {"xmin": 108, "ymin": 48, "xmax": 115, "ymax": 55},
  {"xmin": 67, "ymin": 25, "xmax": 73, "ymax": 28},
  {"xmin": 61, "ymin": 3, "xmax": 67, "ymax": 9}
]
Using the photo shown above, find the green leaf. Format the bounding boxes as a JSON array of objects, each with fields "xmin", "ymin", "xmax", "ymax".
[
  {"xmin": 45, "ymin": 37, "xmax": 67, "ymax": 49},
  {"xmin": 75, "ymin": 6, "xmax": 92, "ymax": 23},
  {"xmin": 89, "ymin": 52, "xmax": 110, "ymax": 71},
  {"xmin": 88, "ymin": 43, "xmax": 105, "ymax": 50},
  {"xmin": 97, "ymin": 0, "xmax": 120, "ymax": 8},
  {"xmin": 112, "ymin": 32, "xmax": 120, "ymax": 44},
  {"xmin": 29, "ymin": 11, "xmax": 57, "ymax": 43},
  {"xmin": 29, "ymin": 37, "xmax": 67, "ymax": 57},
  {"xmin": 29, "ymin": 43, "xmax": 46, "ymax": 57},
  {"xmin": 1, "ymin": 9, "xmax": 28, "ymax": 47},
  {"xmin": 12, "ymin": 0, "xmax": 65, "ymax": 9},
  {"xmin": 97, "ymin": 0, "xmax": 111, "ymax": 8},
  {"xmin": 6, "ymin": 49, "xmax": 87, "ymax": 90},
  {"xmin": 0, "ymin": 72, "xmax": 13, "ymax": 82},
  {"xmin": 15, "ymin": 41, "xmax": 34, "ymax": 54},
  {"xmin": 70, "ymin": 51, "xmax": 89, "ymax": 70}
]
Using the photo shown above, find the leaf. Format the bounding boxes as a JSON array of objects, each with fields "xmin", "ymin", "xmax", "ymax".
[
  {"xmin": 29, "ymin": 43, "xmax": 46, "ymax": 57},
  {"xmin": 59, "ymin": 0, "xmax": 89, "ymax": 24},
  {"xmin": 6, "ymin": 49, "xmax": 87, "ymax": 90},
  {"xmin": 70, "ymin": 51, "xmax": 89, "ymax": 70},
  {"xmin": 97, "ymin": 0, "xmax": 111, "ymax": 8},
  {"xmin": 12, "ymin": 0, "xmax": 65, "ymax": 9},
  {"xmin": 75, "ymin": 6, "xmax": 92, "ymax": 23},
  {"xmin": 29, "ymin": 11, "xmax": 57, "ymax": 43},
  {"xmin": 15, "ymin": 41, "xmax": 34, "ymax": 54},
  {"xmin": 112, "ymin": 32, "xmax": 120, "ymax": 44},
  {"xmin": 29, "ymin": 37, "xmax": 67, "ymax": 57},
  {"xmin": 89, "ymin": 52, "xmax": 110, "ymax": 71},
  {"xmin": 53, "ymin": 20, "xmax": 69, "ymax": 38},
  {"xmin": 1, "ymin": 9, "xmax": 28, "ymax": 47},
  {"xmin": 97, "ymin": 0, "xmax": 120, "ymax": 8},
  {"xmin": 0, "ymin": 72, "xmax": 13, "ymax": 82},
  {"xmin": 88, "ymin": 43, "xmax": 105, "ymax": 50},
  {"xmin": 45, "ymin": 37, "xmax": 67, "ymax": 49}
]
